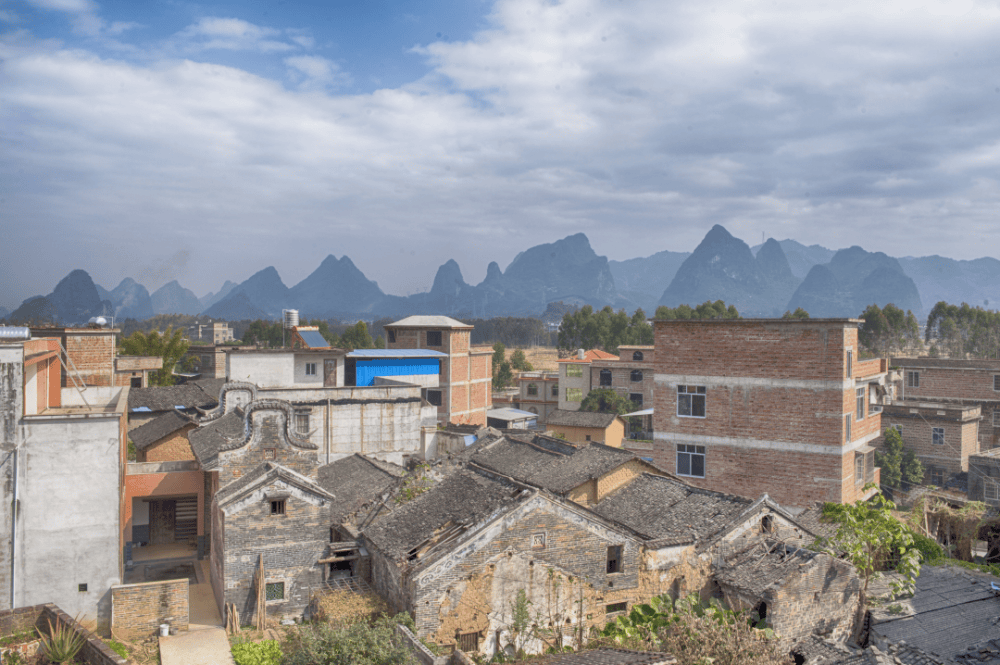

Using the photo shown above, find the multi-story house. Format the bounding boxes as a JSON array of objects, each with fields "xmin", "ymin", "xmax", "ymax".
[
  {"xmin": 384, "ymin": 316, "xmax": 492, "ymax": 425},
  {"xmin": 30, "ymin": 325, "xmax": 161, "ymax": 388},
  {"xmin": 879, "ymin": 401, "xmax": 980, "ymax": 487},
  {"xmin": 1, "ymin": 328, "xmax": 128, "ymax": 625},
  {"xmin": 557, "ymin": 349, "xmax": 617, "ymax": 411},
  {"xmin": 645, "ymin": 318, "xmax": 888, "ymax": 508},
  {"xmin": 493, "ymin": 370, "xmax": 560, "ymax": 424},
  {"xmin": 590, "ymin": 345, "xmax": 656, "ymax": 435}
]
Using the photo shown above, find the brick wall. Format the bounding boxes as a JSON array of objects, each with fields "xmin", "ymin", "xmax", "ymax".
[
  {"xmin": 893, "ymin": 358, "xmax": 1000, "ymax": 401},
  {"xmin": 217, "ymin": 413, "xmax": 319, "ymax": 486},
  {"xmin": 0, "ymin": 604, "xmax": 125, "ymax": 665},
  {"xmin": 879, "ymin": 406, "xmax": 980, "ymax": 480},
  {"xmin": 111, "ymin": 579, "xmax": 189, "ymax": 634},
  {"xmin": 140, "ymin": 426, "xmax": 197, "ymax": 462},
  {"xmin": 65, "ymin": 332, "xmax": 117, "ymax": 387},
  {"xmin": 590, "ymin": 361, "xmax": 655, "ymax": 409}
]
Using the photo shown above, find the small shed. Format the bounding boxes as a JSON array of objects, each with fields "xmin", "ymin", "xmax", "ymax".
[
  {"xmin": 545, "ymin": 409, "xmax": 626, "ymax": 447},
  {"xmin": 486, "ymin": 407, "xmax": 538, "ymax": 430}
]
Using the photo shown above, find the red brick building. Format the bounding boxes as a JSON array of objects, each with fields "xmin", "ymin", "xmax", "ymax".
[
  {"xmin": 879, "ymin": 401, "xmax": 980, "ymax": 486},
  {"xmin": 643, "ymin": 319, "xmax": 887, "ymax": 508},
  {"xmin": 30, "ymin": 326, "xmax": 160, "ymax": 388},
  {"xmin": 385, "ymin": 316, "xmax": 492, "ymax": 425}
]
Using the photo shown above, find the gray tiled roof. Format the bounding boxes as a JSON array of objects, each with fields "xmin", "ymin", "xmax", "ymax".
[
  {"xmin": 362, "ymin": 469, "xmax": 527, "ymax": 559},
  {"xmin": 188, "ymin": 409, "xmax": 245, "ymax": 469},
  {"xmin": 794, "ymin": 504, "xmax": 839, "ymax": 541},
  {"xmin": 470, "ymin": 436, "xmax": 644, "ymax": 494},
  {"xmin": 546, "ymin": 409, "xmax": 620, "ymax": 429},
  {"xmin": 318, "ymin": 454, "xmax": 405, "ymax": 524},
  {"xmin": 715, "ymin": 540, "xmax": 823, "ymax": 597},
  {"xmin": 534, "ymin": 649, "xmax": 676, "ymax": 664},
  {"xmin": 386, "ymin": 315, "xmax": 472, "ymax": 329},
  {"xmin": 215, "ymin": 461, "xmax": 334, "ymax": 508},
  {"xmin": 591, "ymin": 473, "xmax": 753, "ymax": 546},
  {"xmin": 128, "ymin": 410, "xmax": 194, "ymax": 450},
  {"xmin": 128, "ymin": 382, "xmax": 218, "ymax": 412}
]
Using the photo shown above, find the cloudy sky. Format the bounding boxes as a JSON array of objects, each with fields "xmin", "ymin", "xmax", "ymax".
[{"xmin": 2, "ymin": 0, "xmax": 999, "ymax": 309}]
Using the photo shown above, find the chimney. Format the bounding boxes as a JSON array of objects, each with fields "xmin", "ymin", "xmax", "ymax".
[{"xmin": 577, "ymin": 349, "xmax": 585, "ymax": 360}]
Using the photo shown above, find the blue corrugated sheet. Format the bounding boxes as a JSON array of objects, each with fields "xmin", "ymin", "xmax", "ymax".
[
  {"xmin": 347, "ymin": 349, "xmax": 448, "ymax": 358},
  {"xmin": 355, "ymin": 358, "xmax": 440, "ymax": 386}
]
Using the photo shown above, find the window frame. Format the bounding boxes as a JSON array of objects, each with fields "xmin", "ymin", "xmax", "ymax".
[
  {"xmin": 846, "ymin": 350, "xmax": 852, "ymax": 378},
  {"xmin": 676, "ymin": 444, "xmax": 706, "ymax": 478},
  {"xmin": 676, "ymin": 385, "xmax": 706, "ymax": 418},
  {"xmin": 387, "ymin": 329, "xmax": 396, "ymax": 344},
  {"xmin": 426, "ymin": 389, "xmax": 442, "ymax": 407},
  {"xmin": 265, "ymin": 581, "xmax": 285, "ymax": 602},
  {"xmin": 985, "ymin": 480, "xmax": 1000, "ymax": 502},
  {"xmin": 932, "ymin": 427, "xmax": 945, "ymax": 446},
  {"xmin": 304, "ymin": 362, "xmax": 317, "ymax": 376},
  {"xmin": 566, "ymin": 387, "xmax": 582, "ymax": 402},
  {"xmin": 426, "ymin": 330, "xmax": 442, "ymax": 347},
  {"xmin": 630, "ymin": 393, "xmax": 643, "ymax": 408},
  {"xmin": 295, "ymin": 411, "xmax": 310, "ymax": 435},
  {"xmin": 526, "ymin": 383, "xmax": 538, "ymax": 396},
  {"xmin": 606, "ymin": 545, "xmax": 623, "ymax": 574},
  {"xmin": 605, "ymin": 602, "xmax": 628, "ymax": 615},
  {"xmin": 994, "ymin": 375, "xmax": 1000, "ymax": 392},
  {"xmin": 630, "ymin": 369, "xmax": 643, "ymax": 382},
  {"xmin": 856, "ymin": 386, "xmax": 866, "ymax": 421},
  {"xmin": 565, "ymin": 364, "xmax": 583, "ymax": 378},
  {"xmin": 845, "ymin": 414, "xmax": 852, "ymax": 443},
  {"xmin": 907, "ymin": 371, "xmax": 920, "ymax": 388},
  {"xmin": 632, "ymin": 351, "xmax": 644, "ymax": 361},
  {"xmin": 855, "ymin": 452, "xmax": 865, "ymax": 485},
  {"xmin": 599, "ymin": 369, "xmax": 613, "ymax": 386},
  {"xmin": 270, "ymin": 499, "xmax": 286, "ymax": 516},
  {"xmin": 551, "ymin": 384, "xmax": 559, "ymax": 397},
  {"xmin": 994, "ymin": 410, "xmax": 1000, "ymax": 428},
  {"xmin": 929, "ymin": 468, "xmax": 944, "ymax": 486}
]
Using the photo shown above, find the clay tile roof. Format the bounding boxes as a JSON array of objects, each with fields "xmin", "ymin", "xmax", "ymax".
[
  {"xmin": 534, "ymin": 649, "xmax": 676, "ymax": 664},
  {"xmin": 128, "ymin": 410, "xmax": 194, "ymax": 450},
  {"xmin": 318, "ymin": 454, "xmax": 406, "ymax": 524},
  {"xmin": 362, "ymin": 469, "xmax": 528, "ymax": 559},
  {"xmin": 560, "ymin": 349, "xmax": 617, "ymax": 363},
  {"xmin": 470, "ymin": 436, "xmax": 640, "ymax": 494},
  {"xmin": 188, "ymin": 409, "xmax": 245, "ymax": 469},
  {"xmin": 545, "ymin": 409, "xmax": 620, "ymax": 429},
  {"xmin": 591, "ymin": 473, "xmax": 753, "ymax": 546}
]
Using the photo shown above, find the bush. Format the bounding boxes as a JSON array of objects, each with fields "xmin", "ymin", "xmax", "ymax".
[
  {"xmin": 910, "ymin": 532, "xmax": 944, "ymax": 565},
  {"xmin": 281, "ymin": 614, "xmax": 415, "ymax": 665},
  {"xmin": 232, "ymin": 639, "xmax": 282, "ymax": 665},
  {"xmin": 107, "ymin": 639, "xmax": 129, "ymax": 659}
]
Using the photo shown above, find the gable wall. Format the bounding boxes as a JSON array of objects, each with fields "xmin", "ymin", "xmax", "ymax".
[
  {"xmin": 217, "ymin": 412, "xmax": 318, "ymax": 485},
  {"xmin": 140, "ymin": 425, "xmax": 197, "ymax": 462}
]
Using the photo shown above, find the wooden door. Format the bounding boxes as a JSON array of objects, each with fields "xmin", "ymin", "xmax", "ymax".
[
  {"xmin": 324, "ymin": 359, "xmax": 338, "ymax": 387},
  {"xmin": 149, "ymin": 500, "xmax": 176, "ymax": 545}
]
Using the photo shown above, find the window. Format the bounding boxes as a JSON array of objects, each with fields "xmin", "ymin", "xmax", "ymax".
[
  {"xmin": 606, "ymin": 546, "xmax": 623, "ymax": 574},
  {"xmin": 265, "ymin": 581, "xmax": 285, "ymax": 601},
  {"xmin": 295, "ymin": 412, "xmax": 310, "ymax": 435},
  {"xmin": 426, "ymin": 331, "xmax": 442, "ymax": 346},
  {"xmin": 264, "ymin": 448, "xmax": 276, "ymax": 460},
  {"xmin": 856, "ymin": 387, "xmax": 866, "ymax": 421},
  {"xmin": 426, "ymin": 390, "xmax": 442, "ymax": 406},
  {"xmin": 78, "ymin": 583, "xmax": 88, "ymax": 592},
  {"xmin": 676, "ymin": 444, "xmax": 705, "ymax": 477},
  {"xmin": 761, "ymin": 515, "xmax": 774, "ymax": 534},
  {"xmin": 907, "ymin": 371, "xmax": 920, "ymax": 388},
  {"xmin": 855, "ymin": 453, "xmax": 865, "ymax": 485},
  {"xmin": 599, "ymin": 369, "xmax": 612, "ymax": 386},
  {"xmin": 985, "ymin": 481, "xmax": 1000, "ymax": 502},
  {"xmin": 527, "ymin": 383, "xmax": 538, "ymax": 396},
  {"xmin": 995, "ymin": 375, "xmax": 1000, "ymax": 392},
  {"xmin": 566, "ymin": 364, "xmax": 583, "ymax": 378},
  {"xmin": 932, "ymin": 427, "xmax": 945, "ymax": 446},
  {"xmin": 551, "ymin": 384, "xmax": 559, "ymax": 397},
  {"xmin": 677, "ymin": 385, "xmax": 706, "ymax": 418},
  {"xmin": 632, "ymin": 351, "xmax": 644, "ymax": 361},
  {"xmin": 130, "ymin": 376, "xmax": 142, "ymax": 388},
  {"xmin": 630, "ymin": 369, "xmax": 643, "ymax": 382},
  {"xmin": 606, "ymin": 602, "xmax": 628, "ymax": 615},
  {"xmin": 846, "ymin": 350, "xmax": 852, "ymax": 377},
  {"xmin": 929, "ymin": 469, "xmax": 944, "ymax": 486},
  {"xmin": 585, "ymin": 435, "xmax": 591, "ymax": 441},
  {"xmin": 458, "ymin": 632, "xmax": 479, "ymax": 652},
  {"xmin": 630, "ymin": 394, "xmax": 643, "ymax": 408},
  {"xmin": 387, "ymin": 329, "xmax": 396, "ymax": 344},
  {"xmin": 566, "ymin": 388, "xmax": 582, "ymax": 402},
  {"xmin": 845, "ymin": 415, "xmax": 852, "ymax": 443},
  {"xmin": 305, "ymin": 362, "xmax": 317, "ymax": 376},
  {"xmin": 531, "ymin": 533, "xmax": 546, "ymax": 549},
  {"xmin": 271, "ymin": 500, "xmax": 286, "ymax": 515},
  {"xmin": 994, "ymin": 410, "xmax": 1000, "ymax": 428}
]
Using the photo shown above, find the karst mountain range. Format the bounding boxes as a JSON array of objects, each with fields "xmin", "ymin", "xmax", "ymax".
[{"xmin": 8, "ymin": 225, "xmax": 998, "ymax": 325}]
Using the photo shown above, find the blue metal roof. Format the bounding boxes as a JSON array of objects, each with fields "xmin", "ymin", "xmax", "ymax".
[
  {"xmin": 347, "ymin": 349, "xmax": 448, "ymax": 358},
  {"xmin": 297, "ymin": 330, "xmax": 330, "ymax": 348}
]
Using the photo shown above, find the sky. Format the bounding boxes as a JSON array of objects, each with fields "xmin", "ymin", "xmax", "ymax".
[{"xmin": 2, "ymin": 0, "xmax": 1000, "ymax": 310}]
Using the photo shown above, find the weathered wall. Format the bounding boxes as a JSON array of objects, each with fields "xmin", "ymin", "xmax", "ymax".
[
  {"xmin": 548, "ymin": 420, "xmax": 624, "ymax": 448},
  {"xmin": 0, "ymin": 346, "xmax": 24, "ymax": 612},
  {"xmin": 558, "ymin": 361, "xmax": 591, "ymax": 411},
  {"xmin": 140, "ymin": 425, "xmax": 197, "ymax": 462},
  {"xmin": 111, "ymin": 579, "xmax": 189, "ymax": 634},
  {"xmin": 879, "ymin": 403, "xmax": 980, "ymax": 481}
]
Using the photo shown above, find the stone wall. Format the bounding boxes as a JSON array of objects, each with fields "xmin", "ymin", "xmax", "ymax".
[
  {"xmin": 0, "ymin": 603, "xmax": 126, "ymax": 665},
  {"xmin": 111, "ymin": 579, "xmax": 189, "ymax": 635}
]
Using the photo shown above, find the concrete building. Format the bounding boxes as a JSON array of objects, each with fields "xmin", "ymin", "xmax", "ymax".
[
  {"xmin": 385, "ymin": 316, "xmax": 492, "ymax": 425},
  {"xmin": 968, "ymin": 447, "xmax": 1000, "ymax": 507},
  {"xmin": 184, "ymin": 345, "xmax": 255, "ymax": 379},
  {"xmin": 878, "ymin": 400, "xmax": 981, "ymax": 487},
  {"xmin": 644, "ymin": 319, "xmax": 889, "ymax": 509},
  {"xmin": 192, "ymin": 322, "xmax": 234, "ymax": 345},
  {"xmin": 0, "ymin": 329, "xmax": 127, "ymax": 625},
  {"xmin": 557, "ymin": 349, "xmax": 617, "ymax": 411},
  {"xmin": 502, "ymin": 371, "xmax": 560, "ymax": 424},
  {"xmin": 891, "ymin": 357, "xmax": 1000, "ymax": 451},
  {"xmin": 590, "ymin": 346, "xmax": 656, "ymax": 436}
]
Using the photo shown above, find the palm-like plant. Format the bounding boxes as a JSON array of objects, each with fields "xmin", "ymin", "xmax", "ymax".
[{"xmin": 40, "ymin": 617, "xmax": 87, "ymax": 665}]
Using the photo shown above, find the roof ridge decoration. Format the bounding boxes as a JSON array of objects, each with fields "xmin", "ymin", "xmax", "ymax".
[
  {"xmin": 195, "ymin": 381, "xmax": 258, "ymax": 421},
  {"xmin": 217, "ymin": 398, "xmax": 319, "ymax": 452}
]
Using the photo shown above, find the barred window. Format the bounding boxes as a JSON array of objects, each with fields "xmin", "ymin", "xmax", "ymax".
[{"xmin": 265, "ymin": 582, "xmax": 284, "ymax": 601}]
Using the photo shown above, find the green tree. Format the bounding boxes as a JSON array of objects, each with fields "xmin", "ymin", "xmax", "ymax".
[
  {"xmin": 558, "ymin": 306, "xmax": 656, "ymax": 354},
  {"xmin": 859, "ymin": 304, "xmax": 920, "ymax": 357},
  {"xmin": 782, "ymin": 307, "xmax": 810, "ymax": 319},
  {"xmin": 817, "ymin": 491, "xmax": 922, "ymax": 641},
  {"xmin": 579, "ymin": 388, "xmax": 636, "ymax": 416},
  {"xmin": 340, "ymin": 321, "xmax": 375, "ymax": 350},
  {"xmin": 875, "ymin": 427, "xmax": 905, "ymax": 488},
  {"xmin": 510, "ymin": 349, "xmax": 533, "ymax": 371},
  {"xmin": 492, "ymin": 342, "xmax": 513, "ymax": 390},
  {"xmin": 901, "ymin": 447, "xmax": 924, "ymax": 485},
  {"xmin": 925, "ymin": 301, "xmax": 1000, "ymax": 359},
  {"xmin": 242, "ymin": 320, "xmax": 283, "ymax": 347},
  {"xmin": 119, "ymin": 327, "xmax": 190, "ymax": 386},
  {"xmin": 654, "ymin": 300, "xmax": 740, "ymax": 320},
  {"xmin": 374, "ymin": 335, "xmax": 385, "ymax": 349}
]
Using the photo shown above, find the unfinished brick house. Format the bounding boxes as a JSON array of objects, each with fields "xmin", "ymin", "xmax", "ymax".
[
  {"xmin": 891, "ymin": 357, "xmax": 1000, "ymax": 451},
  {"xmin": 878, "ymin": 401, "xmax": 981, "ymax": 487},
  {"xmin": 645, "ymin": 319, "xmax": 889, "ymax": 508},
  {"xmin": 384, "ymin": 316, "xmax": 493, "ymax": 425},
  {"xmin": 544, "ymin": 409, "xmax": 627, "ymax": 448},
  {"xmin": 30, "ymin": 326, "xmax": 161, "ymax": 388},
  {"xmin": 590, "ymin": 345, "xmax": 656, "ymax": 434}
]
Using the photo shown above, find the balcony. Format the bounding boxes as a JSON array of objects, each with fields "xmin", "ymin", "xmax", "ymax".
[{"xmin": 127, "ymin": 460, "xmax": 200, "ymax": 475}]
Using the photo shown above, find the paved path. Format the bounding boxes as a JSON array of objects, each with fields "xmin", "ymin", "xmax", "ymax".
[{"xmin": 160, "ymin": 560, "xmax": 235, "ymax": 665}]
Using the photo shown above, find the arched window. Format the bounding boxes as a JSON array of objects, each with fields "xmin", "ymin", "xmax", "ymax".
[
  {"xmin": 527, "ymin": 383, "xmax": 538, "ymax": 396},
  {"xmin": 631, "ymin": 370, "xmax": 643, "ymax": 382},
  {"xmin": 599, "ymin": 369, "xmax": 612, "ymax": 386},
  {"xmin": 633, "ymin": 351, "xmax": 644, "ymax": 361}
]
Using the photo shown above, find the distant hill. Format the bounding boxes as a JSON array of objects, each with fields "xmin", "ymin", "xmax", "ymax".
[
  {"xmin": 752, "ymin": 239, "xmax": 837, "ymax": 280},
  {"xmin": 8, "ymin": 270, "xmax": 111, "ymax": 324},
  {"xmin": 199, "ymin": 280, "xmax": 237, "ymax": 310},
  {"xmin": 897, "ymin": 256, "xmax": 1000, "ymax": 311},
  {"xmin": 107, "ymin": 278, "xmax": 154, "ymax": 320},
  {"xmin": 203, "ymin": 267, "xmax": 290, "ymax": 319},
  {"xmin": 288, "ymin": 255, "xmax": 387, "ymax": 316},
  {"xmin": 609, "ymin": 249, "xmax": 690, "ymax": 313},
  {"xmin": 151, "ymin": 281, "xmax": 203, "ymax": 316},
  {"xmin": 658, "ymin": 226, "xmax": 799, "ymax": 317}
]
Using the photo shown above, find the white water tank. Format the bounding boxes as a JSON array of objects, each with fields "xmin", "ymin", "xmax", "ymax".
[{"xmin": 282, "ymin": 309, "xmax": 299, "ymax": 329}]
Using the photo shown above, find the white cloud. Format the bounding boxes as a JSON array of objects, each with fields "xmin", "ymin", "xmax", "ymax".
[{"xmin": 4, "ymin": 0, "xmax": 1000, "ymax": 303}]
